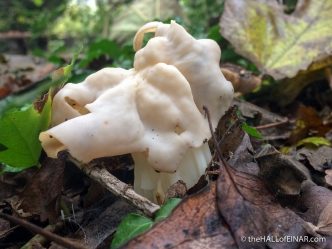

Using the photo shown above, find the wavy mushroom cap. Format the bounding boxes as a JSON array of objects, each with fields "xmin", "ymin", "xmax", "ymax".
[{"xmin": 40, "ymin": 63, "xmax": 209, "ymax": 173}]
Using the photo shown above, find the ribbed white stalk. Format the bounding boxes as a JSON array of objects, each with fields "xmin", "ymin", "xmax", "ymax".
[{"xmin": 132, "ymin": 143, "xmax": 211, "ymax": 204}]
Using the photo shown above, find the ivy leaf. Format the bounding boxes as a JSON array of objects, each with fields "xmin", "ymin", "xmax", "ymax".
[
  {"xmin": 0, "ymin": 95, "xmax": 51, "ymax": 171},
  {"xmin": 154, "ymin": 198, "xmax": 181, "ymax": 222},
  {"xmin": 241, "ymin": 122, "xmax": 263, "ymax": 139},
  {"xmin": 111, "ymin": 198, "xmax": 181, "ymax": 249},
  {"xmin": 296, "ymin": 136, "xmax": 331, "ymax": 147},
  {"xmin": 110, "ymin": 214, "xmax": 153, "ymax": 249},
  {"xmin": 220, "ymin": 0, "xmax": 332, "ymax": 79}
]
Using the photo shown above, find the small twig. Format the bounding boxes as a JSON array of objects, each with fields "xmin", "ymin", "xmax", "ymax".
[
  {"xmin": 206, "ymin": 170, "xmax": 221, "ymax": 175},
  {"xmin": 21, "ymin": 223, "xmax": 63, "ymax": 249},
  {"xmin": 68, "ymin": 156, "xmax": 160, "ymax": 217},
  {"xmin": 254, "ymin": 118, "xmax": 289, "ymax": 130},
  {"xmin": 0, "ymin": 213, "xmax": 87, "ymax": 249}
]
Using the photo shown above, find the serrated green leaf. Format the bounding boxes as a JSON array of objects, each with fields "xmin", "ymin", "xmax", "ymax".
[
  {"xmin": 241, "ymin": 122, "xmax": 263, "ymax": 139},
  {"xmin": 154, "ymin": 198, "xmax": 181, "ymax": 222},
  {"xmin": 296, "ymin": 136, "xmax": 331, "ymax": 147},
  {"xmin": 110, "ymin": 214, "xmax": 153, "ymax": 249},
  {"xmin": 0, "ymin": 96, "xmax": 51, "ymax": 171},
  {"xmin": 220, "ymin": 0, "xmax": 332, "ymax": 79}
]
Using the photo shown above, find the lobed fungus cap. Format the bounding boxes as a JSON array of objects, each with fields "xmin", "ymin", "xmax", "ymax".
[
  {"xmin": 39, "ymin": 21, "xmax": 233, "ymax": 173},
  {"xmin": 133, "ymin": 21, "xmax": 233, "ymax": 127}
]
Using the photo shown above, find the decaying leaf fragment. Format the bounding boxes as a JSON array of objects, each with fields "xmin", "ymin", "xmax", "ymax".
[{"xmin": 220, "ymin": 0, "xmax": 332, "ymax": 79}]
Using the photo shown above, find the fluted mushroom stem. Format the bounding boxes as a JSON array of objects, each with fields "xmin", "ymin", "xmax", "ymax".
[{"xmin": 132, "ymin": 142, "xmax": 211, "ymax": 204}]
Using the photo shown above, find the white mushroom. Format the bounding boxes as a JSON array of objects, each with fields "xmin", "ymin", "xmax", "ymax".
[{"xmin": 39, "ymin": 21, "xmax": 233, "ymax": 204}]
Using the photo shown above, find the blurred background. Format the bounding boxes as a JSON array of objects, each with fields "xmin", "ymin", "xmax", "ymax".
[{"xmin": 0, "ymin": 0, "xmax": 235, "ymax": 73}]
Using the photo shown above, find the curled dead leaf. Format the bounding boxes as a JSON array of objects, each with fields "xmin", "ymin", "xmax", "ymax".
[{"xmin": 255, "ymin": 145, "xmax": 309, "ymax": 196}]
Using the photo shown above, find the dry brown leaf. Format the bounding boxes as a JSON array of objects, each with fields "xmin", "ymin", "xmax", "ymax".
[
  {"xmin": 255, "ymin": 145, "xmax": 309, "ymax": 196},
  {"xmin": 221, "ymin": 63, "xmax": 261, "ymax": 94},
  {"xmin": 299, "ymin": 181, "xmax": 332, "ymax": 226},
  {"xmin": 297, "ymin": 146, "xmax": 332, "ymax": 172},
  {"xmin": 316, "ymin": 201, "xmax": 332, "ymax": 236},
  {"xmin": 217, "ymin": 163, "xmax": 312, "ymax": 249},
  {"xmin": 325, "ymin": 169, "xmax": 332, "ymax": 187},
  {"xmin": 123, "ymin": 182, "xmax": 237, "ymax": 249},
  {"xmin": 289, "ymin": 105, "xmax": 332, "ymax": 145},
  {"xmin": 17, "ymin": 158, "xmax": 65, "ymax": 222},
  {"xmin": 213, "ymin": 105, "xmax": 245, "ymax": 160}
]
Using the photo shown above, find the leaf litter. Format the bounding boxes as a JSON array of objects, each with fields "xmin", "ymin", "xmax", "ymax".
[
  {"xmin": 2, "ymin": 85, "xmax": 332, "ymax": 248},
  {"xmin": 1, "ymin": 1, "xmax": 332, "ymax": 248}
]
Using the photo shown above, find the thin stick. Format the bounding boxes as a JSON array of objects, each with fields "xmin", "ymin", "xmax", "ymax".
[
  {"xmin": 255, "ymin": 119, "xmax": 289, "ymax": 130},
  {"xmin": 68, "ymin": 156, "xmax": 160, "ymax": 217},
  {"xmin": 21, "ymin": 223, "xmax": 63, "ymax": 249},
  {"xmin": 0, "ymin": 213, "xmax": 87, "ymax": 249}
]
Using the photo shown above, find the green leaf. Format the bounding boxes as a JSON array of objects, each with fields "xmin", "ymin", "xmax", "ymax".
[
  {"xmin": 154, "ymin": 198, "xmax": 181, "ymax": 222},
  {"xmin": 111, "ymin": 198, "xmax": 181, "ymax": 248},
  {"xmin": 79, "ymin": 39, "xmax": 122, "ymax": 68},
  {"xmin": 241, "ymin": 122, "xmax": 263, "ymax": 139},
  {"xmin": 110, "ymin": 214, "xmax": 153, "ymax": 249},
  {"xmin": 220, "ymin": 0, "xmax": 332, "ymax": 79},
  {"xmin": 296, "ymin": 136, "xmax": 331, "ymax": 147},
  {"xmin": 0, "ymin": 96, "xmax": 51, "ymax": 171}
]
